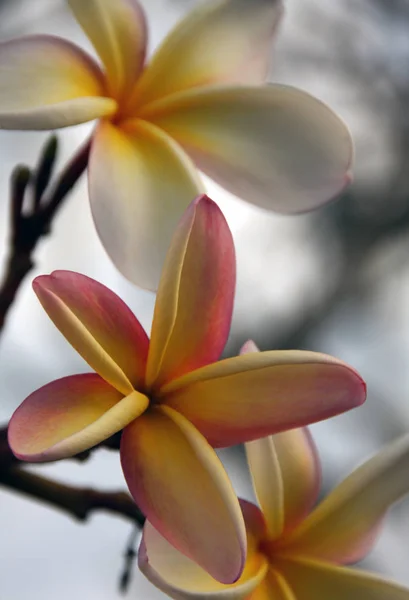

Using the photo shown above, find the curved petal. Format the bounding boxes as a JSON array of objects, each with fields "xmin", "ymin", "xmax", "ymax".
[
  {"xmin": 33, "ymin": 271, "xmax": 149, "ymax": 395},
  {"xmin": 247, "ymin": 569, "xmax": 297, "ymax": 600},
  {"xmin": 139, "ymin": 503, "xmax": 268, "ymax": 600},
  {"xmin": 120, "ymin": 405, "xmax": 246, "ymax": 584},
  {"xmin": 8, "ymin": 374, "xmax": 148, "ymax": 462},
  {"xmin": 280, "ymin": 434, "xmax": 409, "ymax": 564},
  {"xmin": 0, "ymin": 35, "xmax": 116, "ymax": 130},
  {"xmin": 89, "ymin": 119, "xmax": 204, "ymax": 290},
  {"xmin": 68, "ymin": 0, "xmax": 146, "ymax": 98},
  {"xmin": 274, "ymin": 558, "xmax": 409, "ymax": 600},
  {"xmin": 160, "ymin": 351, "xmax": 366, "ymax": 447},
  {"xmin": 146, "ymin": 195, "xmax": 235, "ymax": 390},
  {"xmin": 130, "ymin": 0, "xmax": 283, "ymax": 109},
  {"xmin": 142, "ymin": 85, "xmax": 353, "ymax": 213}
]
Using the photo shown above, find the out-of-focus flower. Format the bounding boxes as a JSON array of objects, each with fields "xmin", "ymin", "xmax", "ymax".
[
  {"xmin": 0, "ymin": 0, "xmax": 353, "ymax": 289},
  {"xmin": 139, "ymin": 342, "xmax": 408, "ymax": 599},
  {"xmin": 9, "ymin": 198, "xmax": 365, "ymax": 584}
]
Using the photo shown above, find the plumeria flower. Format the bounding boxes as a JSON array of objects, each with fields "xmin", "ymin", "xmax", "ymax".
[
  {"xmin": 0, "ymin": 0, "xmax": 353, "ymax": 289},
  {"xmin": 139, "ymin": 343, "xmax": 408, "ymax": 599},
  {"xmin": 8, "ymin": 197, "xmax": 365, "ymax": 584}
]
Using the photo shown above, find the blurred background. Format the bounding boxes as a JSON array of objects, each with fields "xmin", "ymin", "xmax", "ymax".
[{"xmin": 1, "ymin": 0, "xmax": 409, "ymax": 598}]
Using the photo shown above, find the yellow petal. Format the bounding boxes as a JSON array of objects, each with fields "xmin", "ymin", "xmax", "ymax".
[
  {"xmin": 8, "ymin": 374, "xmax": 148, "ymax": 462},
  {"xmin": 89, "ymin": 120, "xmax": 204, "ymax": 290},
  {"xmin": 274, "ymin": 557, "xmax": 409, "ymax": 600},
  {"xmin": 247, "ymin": 569, "xmax": 296, "ymax": 600},
  {"xmin": 160, "ymin": 351, "xmax": 366, "ymax": 447},
  {"xmin": 120, "ymin": 405, "xmax": 246, "ymax": 584},
  {"xmin": 142, "ymin": 85, "xmax": 353, "ymax": 213},
  {"xmin": 0, "ymin": 35, "xmax": 115, "ymax": 129},
  {"xmin": 130, "ymin": 0, "xmax": 283, "ymax": 108},
  {"xmin": 146, "ymin": 195, "xmax": 235, "ymax": 391},
  {"xmin": 68, "ymin": 0, "xmax": 146, "ymax": 99},
  {"xmin": 34, "ymin": 271, "xmax": 149, "ymax": 395},
  {"xmin": 281, "ymin": 434, "xmax": 409, "ymax": 564},
  {"xmin": 139, "ymin": 512, "xmax": 268, "ymax": 600}
]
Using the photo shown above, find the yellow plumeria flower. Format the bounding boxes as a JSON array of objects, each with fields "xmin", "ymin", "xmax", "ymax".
[
  {"xmin": 0, "ymin": 0, "xmax": 352, "ymax": 289},
  {"xmin": 8, "ymin": 198, "xmax": 365, "ymax": 585},
  {"xmin": 139, "ymin": 342, "xmax": 409, "ymax": 600}
]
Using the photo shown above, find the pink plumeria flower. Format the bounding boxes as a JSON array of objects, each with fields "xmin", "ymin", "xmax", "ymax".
[
  {"xmin": 139, "ymin": 343, "xmax": 407, "ymax": 600},
  {"xmin": 0, "ymin": 0, "xmax": 352, "ymax": 289},
  {"xmin": 8, "ymin": 198, "xmax": 365, "ymax": 584}
]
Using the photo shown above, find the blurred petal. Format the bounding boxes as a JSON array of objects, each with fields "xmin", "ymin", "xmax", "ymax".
[
  {"xmin": 68, "ymin": 0, "xmax": 146, "ymax": 98},
  {"xmin": 121, "ymin": 405, "xmax": 246, "ymax": 583},
  {"xmin": 34, "ymin": 271, "xmax": 149, "ymax": 395},
  {"xmin": 89, "ymin": 119, "xmax": 203, "ymax": 290},
  {"xmin": 142, "ymin": 85, "xmax": 353, "ymax": 213},
  {"xmin": 242, "ymin": 341, "xmax": 321, "ymax": 538},
  {"xmin": 160, "ymin": 351, "xmax": 366, "ymax": 447},
  {"xmin": 146, "ymin": 195, "xmax": 235, "ymax": 390},
  {"xmin": 139, "ymin": 510, "xmax": 268, "ymax": 600},
  {"xmin": 131, "ymin": 0, "xmax": 283, "ymax": 107},
  {"xmin": 8, "ymin": 374, "xmax": 148, "ymax": 462},
  {"xmin": 275, "ymin": 558, "xmax": 409, "ymax": 600},
  {"xmin": 247, "ymin": 569, "xmax": 296, "ymax": 600},
  {"xmin": 0, "ymin": 35, "xmax": 115, "ymax": 129},
  {"xmin": 281, "ymin": 434, "xmax": 409, "ymax": 564}
]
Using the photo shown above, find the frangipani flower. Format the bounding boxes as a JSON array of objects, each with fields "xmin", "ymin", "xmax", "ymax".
[
  {"xmin": 139, "ymin": 342, "xmax": 407, "ymax": 600},
  {"xmin": 8, "ymin": 197, "xmax": 365, "ymax": 584},
  {"xmin": 0, "ymin": 0, "xmax": 353, "ymax": 289}
]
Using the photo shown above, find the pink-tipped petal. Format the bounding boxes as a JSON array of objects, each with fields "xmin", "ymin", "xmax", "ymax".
[
  {"xmin": 120, "ymin": 405, "xmax": 246, "ymax": 584},
  {"xmin": 89, "ymin": 120, "xmax": 203, "ymax": 290},
  {"xmin": 146, "ymin": 195, "xmax": 235, "ymax": 391},
  {"xmin": 281, "ymin": 434, "xmax": 409, "ymax": 564},
  {"xmin": 142, "ymin": 85, "xmax": 353, "ymax": 214},
  {"xmin": 33, "ymin": 271, "xmax": 149, "ymax": 394},
  {"xmin": 68, "ymin": 0, "xmax": 146, "ymax": 98},
  {"xmin": 131, "ymin": 0, "xmax": 283, "ymax": 108},
  {"xmin": 242, "ymin": 341, "xmax": 321, "ymax": 538},
  {"xmin": 160, "ymin": 351, "xmax": 366, "ymax": 447},
  {"xmin": 8, "ymin": 374, "xmax": 148, "ymax": 462},
  {"xmin": 274, "ymin": 558, "xmax": 409, "ymax": 600},
  {"xmin": 0, "ymin": 35, "xmax": 115, "ymax": 130},
  {"xmin": 139, "ymin": 510, "xmax": 268, "ymax": 600}
]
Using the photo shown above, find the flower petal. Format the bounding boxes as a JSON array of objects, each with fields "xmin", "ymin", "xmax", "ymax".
[
  {"xmin": 160, "ymin": 351, "xmax": 366, "ymax": 447},
  {"xmin": 8, "ymin": 374, "xmax": 148, "ymax": 462},
  {"xmin": 275, "ymin": 558, "xmax": 409, "ymax": 600},
  {"xmin": 120, "ymin": 405, "xmax": 246, "ymax": 583},
  {"xmin": 280, "ymin": 434, "xmax": 409, "ymax": 564},
  {"xmin": 89, "ymin": 119, "xmax": 204, "ymax": 290},
  {"xmin": 0, "ymin": 35, "xmax": 115, "ymax": 129},
  {"xmin": 142, "ymin": 85, "xmax": 353, "ymax": 213},
  {"xmin": 146, "ymin": 195, "xmax": 235, "ymax": 390},
  {"xmin": 131, "ymin": 0, "xmax": 283, "ymax": 108},
  {"xmin": 243, "ymin": 342, "xmax": 321, "ymax": 539},
  {"xmin": 33, "ymin": 271, "xmax": 149, "ymax": 395},
  {"xmin": 247, "ymin": 569, "xmax": 296, "ymax": 600},
  {"xmin": 68, "ymin": 0, "xmax": 146, "ymax": 98},
  {"xmin": 139, "ymin": 502, "xmax": 268, "ymax": 600}
]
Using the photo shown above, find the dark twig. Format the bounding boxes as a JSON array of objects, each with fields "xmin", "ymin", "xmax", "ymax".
[
  {"xmin": 0, "ymin": 135, "xmax": 91, "ymax": 332},
  {"xmin": 119, "ymin": 526, "xmax": 140, "ymax": 594}
]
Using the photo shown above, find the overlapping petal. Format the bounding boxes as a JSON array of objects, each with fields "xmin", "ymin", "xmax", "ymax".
[
  {"xmin": 280, "ymin": 434, "xmax": 409, "ymax": 564},
  {"xmin": 275, "ymin": 558, "xmax": 409, "ymax": 600},
  {"xmin": 120, "ymin": 405, "xmax": 246, "ymax": 583},
  {"xmin": 89, "ymin": 119, "xmax": 203, "ymax": 290},
  {"xmin": 247, "ymin": 569, "xmax": 296, "ymax": 600},
  {"xmin": 139, "ymin": 502, "xmax": 268, "ymax": 600},
  {"xmin": 33, "ymin": 271, "xmax": 149, "ymax": 394},
  {"xmin": 8, "ymin": 374, "xmax": 148, "ymax": 461},
  {"xmin": 141, "ymin": 85, "xmax": 352, "ymax": 213},
  {"xmin": 130, "ymin": 0, "xmax": 283, "ymax": 109},
  {"xmin": 160, "ymin": 351, "xmax": 366, "ymax": 447},
  {"xmin": 68, "ymin": 0, "xmax": 146, "ymax": 99},
  {"xmin": 146, "ymin": 195, "xmax": 235, "ymax": 390},
  {"xmin": 0, "ymin": 35, "xmax": 115, "ymax": 129}
]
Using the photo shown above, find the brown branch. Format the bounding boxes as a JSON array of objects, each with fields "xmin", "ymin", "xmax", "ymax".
[
  {"xmin": 0, "ymin": 136, "xmax": 91, "ymax": 332},
  {"xmin": 0, "ymin": 466, "xmax": 145, "ymax": 526}
]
